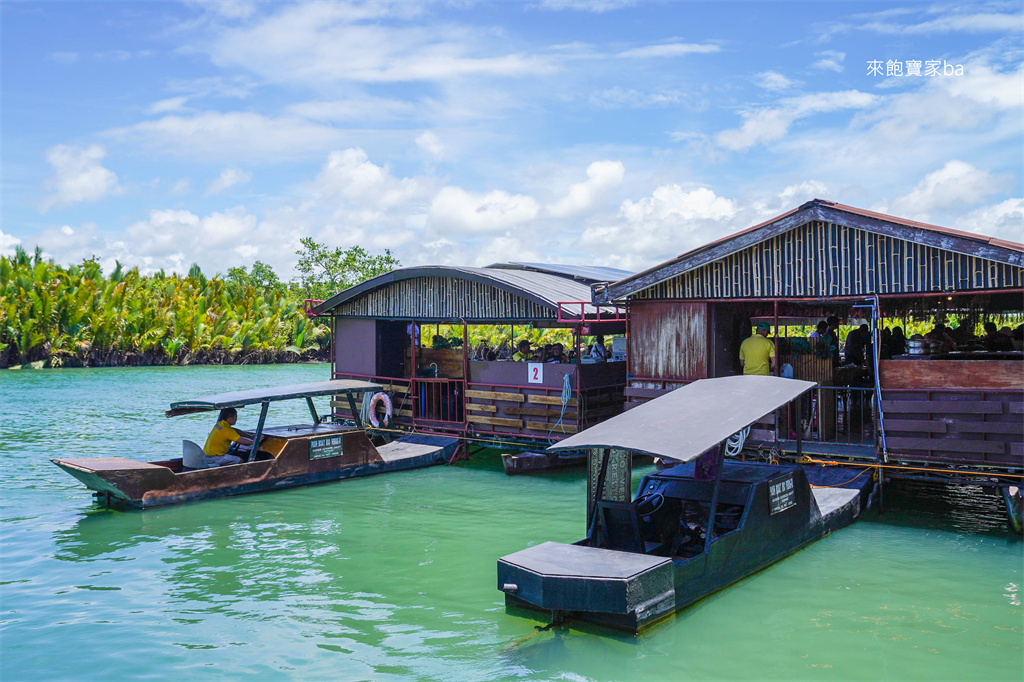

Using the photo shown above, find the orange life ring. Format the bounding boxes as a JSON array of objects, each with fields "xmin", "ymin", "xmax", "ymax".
[{"xmin": 368, "ymin": 392, "xmax": 393, "ymax": 428}]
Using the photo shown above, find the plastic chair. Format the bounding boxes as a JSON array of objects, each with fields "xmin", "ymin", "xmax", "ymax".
[{"xmin": 182, "ymin": 440, "xmax": 211, "ymax": 470}]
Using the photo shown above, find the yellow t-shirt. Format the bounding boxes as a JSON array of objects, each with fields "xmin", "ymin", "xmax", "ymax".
[
  {"xmin": 203, "ymin": 420, "xmax": 240, "ymax": 456},
  {"xmin": 739, "ymin": 334, "xmax": 775, "ymax": 376},
  {"xmin": 512, "ymin": 351, "xmax": 532, "ymax": 362}
]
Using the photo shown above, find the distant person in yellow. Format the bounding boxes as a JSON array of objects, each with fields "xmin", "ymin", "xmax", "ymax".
[
  {"xmin": 739, "ymin": 322, "xmax": 775, "ymax": 376},
  {"xmin": 202, "ymin": 407, "xmax": 254, "ymax": 466},
  {"xmin": 512, "ymin": 340, "xmax": 533, "ymax": 362}
]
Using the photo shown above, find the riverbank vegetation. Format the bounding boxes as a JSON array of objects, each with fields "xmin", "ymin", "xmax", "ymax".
[{"xmin": 0, "ymin": 241, "xmax": 398, "ymax": 369}]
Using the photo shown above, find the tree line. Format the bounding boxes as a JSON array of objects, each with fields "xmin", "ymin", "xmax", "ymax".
[{"xmin": 0, "ymin": 240, "xmax": 398, "ymax": 369}]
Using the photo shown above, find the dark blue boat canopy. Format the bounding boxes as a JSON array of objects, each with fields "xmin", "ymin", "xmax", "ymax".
[
  {"xmin": 547, "ymin": 375, "xmax": 816, "ymax": 461},
  {"xmin": 166, "ymin": 379, "xmax": 381, "ymax": 417}
]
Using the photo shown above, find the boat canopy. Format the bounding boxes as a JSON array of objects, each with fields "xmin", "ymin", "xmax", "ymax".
[
  {"xmin": 547, "ymin": 375, "xmax": 815, "ymax": 461},
  {"xmin": 166, "ymin": 380, "xmax": 381, "ymax": 417}
]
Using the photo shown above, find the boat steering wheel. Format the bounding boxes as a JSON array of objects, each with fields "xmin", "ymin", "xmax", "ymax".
[{"xmin": 635, "ymin": 493, "xmax": 665, "ymax": 516}]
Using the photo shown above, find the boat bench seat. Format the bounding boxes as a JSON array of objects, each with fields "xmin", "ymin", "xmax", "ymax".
[{"xmin": 182, "ymin": 440, "xmax": 213, "ymax": 470}]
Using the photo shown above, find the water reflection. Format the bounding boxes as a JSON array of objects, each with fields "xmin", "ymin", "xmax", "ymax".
[{"xmin": 866, "ymin": 479, "xmax": 1014, "ymax": 536}]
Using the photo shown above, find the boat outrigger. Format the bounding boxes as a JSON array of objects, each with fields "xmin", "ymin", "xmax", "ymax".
[
  {"xmin": 497, "ymin": 375, "xmax": 872, "ymax": 633},
  {"xmin": 52, "ymin": 380, "xmax": 458, "ymax": 509}
]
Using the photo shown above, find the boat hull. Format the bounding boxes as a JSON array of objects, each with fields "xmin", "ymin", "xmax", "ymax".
[{"xmin": 54, "ymin": 430, "xmax": 458, "ymax": 510}]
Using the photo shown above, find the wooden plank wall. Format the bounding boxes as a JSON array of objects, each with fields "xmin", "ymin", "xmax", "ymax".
[
  {"xmin": 881, "ymin": 390, "xmax": 1024, "ymax": 468},
  {"xmin": 879, "ymin": 359, "xmax": 1022, "ymax": 390}
]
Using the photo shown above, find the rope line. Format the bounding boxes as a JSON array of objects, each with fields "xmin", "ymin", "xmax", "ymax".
[
  {"xmin": 796, "ymin": 455, "xmax": 1024, "ymax": 480},
  {"xmin": 343, "ymin": 418, "xmax": 1024, "ymax": 480}
]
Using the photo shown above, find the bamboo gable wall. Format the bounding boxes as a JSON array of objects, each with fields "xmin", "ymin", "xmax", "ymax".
[
  {"xmin": 634, "ymin": 220, "xmax": 1024, "ymax": 300},
  {"xmin": 333, "ymin": 276, "xmax": 556, "ymax": 320}
]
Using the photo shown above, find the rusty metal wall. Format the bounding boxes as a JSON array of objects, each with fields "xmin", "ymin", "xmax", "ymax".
[
  {"xmin": 635, "ymin": 220, "xmax": 1024, "ymax": 300},
  {"xmin": 628, "ymin": 301, "xmax": 708, "ymax": 381},
  {"xmin": 333, "ymin": 276, "xmax": 555, "ymax": 321}
]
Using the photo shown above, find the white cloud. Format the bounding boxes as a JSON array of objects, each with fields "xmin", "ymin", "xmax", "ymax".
[
  {"xmin": 0, "ymin": 229, "xmax": 23, "ymax": 258},
  {"xmin": 616, "ymin": 42, "xmax": 720, "ymax": 59},
  {"xmin": 288, "ymin": 97, "xmax": 418, "ymax": 122},
  {"xmin": 887, "ymin": 160, "xmax": 1001, "ymax": 218},
  {"xmin": 124, "ymin": 207, "xmax": 259, "ymax": 262},
  {"xmin": 104, "ymin": 112, "xmax": 345, "ymax": 161},
  {"xmin": 536, "ymin": 0, "xmax": 639, "ymax": 12},
  {"xmin": 49, "ymin": 52, "xmax": 79, "ymax": 64},
  {"xmin": 428, "ymin": 187, "xmax": 539, "ymax": 234},
  {"xmin": 169, "ymin": 178, "xmax": 191, "ymax": 196},
  {"xmin": 952, "ymin": 198, "xmax": 1024, "ymax": 244},
  {"xmin": 754, "ymin": 71, "xmax": 795, "ymax": 91},
  {"xmin": 588, "ymin": 87, "xmax": 686, "ymax": 108},
  {"xmin": 812, "ymin": 50, "xmax": 845, "ymax": 72},
  {"xmin": 714, "ymin": 90, "xmax": 877, "ymax": 151},
  {"xmin": 207, "ymin": 167, "xmax": 252, "ymax": 195},
  {"xmin": 416, "ymin": 131, "xmax": 446, "ymax": 160},
  {"xmin": 547, "ymin": 160, "xmax": 625, "ymax": 218},
  {"xmin": 620, "ymin": 185, "xmax": 736, "ymax": 225},
  {"xmin": 207, "ymin": 2, "xmax": 553, "ymax": 86},
  {"xmin": 860, "ymin": 11, "xmax": 1023, "ymax": 35},
  {"xmin": 40, "ymin": 144, "xmax": 123, "ymax": 211},
  {"xmin": 315, "ymin": 148, "xmax": 427, "ymax": 209},
  {"xmin": 149, "ymin": 97, "xmax": 189, "ymax": 114}
]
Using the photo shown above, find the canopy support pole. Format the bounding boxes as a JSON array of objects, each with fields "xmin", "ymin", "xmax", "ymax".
[
  {"xmin": 248, "ymin": 401, "xmax": 270, "ymax": 462},
  {"xmin": 702, "ymin": 441, "xmax": 727, "ymax": 557},
  {"xmin": 347, "ymin": 393, "xmax": 363, "ymax": 429},
  {"xmin": 587, "ymin": 448, "xmax": 611, "ymax": 538},
  {"xmin": 306, "ymin": 397, "xmax": 320, "ymax": 424}
]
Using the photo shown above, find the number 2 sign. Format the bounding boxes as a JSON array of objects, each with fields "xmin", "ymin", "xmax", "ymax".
[{"xmin": 528, "ymin": 363, "xmax": 544, "ymax": 384}]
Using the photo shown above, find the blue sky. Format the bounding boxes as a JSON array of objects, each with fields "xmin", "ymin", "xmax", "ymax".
[{"xmin": 2, "ymin": 1, "xmax": 1021, "ymax": 279}]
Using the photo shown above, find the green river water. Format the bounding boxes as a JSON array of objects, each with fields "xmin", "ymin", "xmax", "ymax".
[{"xmin": 1, "ymin": 364, "xmax": 1020, "ymax": 681}]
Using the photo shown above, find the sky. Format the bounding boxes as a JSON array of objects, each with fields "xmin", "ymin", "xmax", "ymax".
[{"xmin": 2, "ymin": 0, "xmax": 1022, "ymax": 281}]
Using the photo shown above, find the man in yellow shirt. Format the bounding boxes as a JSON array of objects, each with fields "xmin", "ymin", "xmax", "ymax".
[
  {"xmin": 739, "ymin": 322, "xmax": 775, "ymax": 376},
  {"xmin": 202, "ymin": 407, "xmax": 254, "ymax": 466},
  {"xmin": 512, "ymin": 340, "xmax": 533, "ymax": 362}
]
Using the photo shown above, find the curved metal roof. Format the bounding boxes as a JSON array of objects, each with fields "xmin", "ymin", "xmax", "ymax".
[
  {"xmin": 312, "ymin": 265, "xmax": 612, "ymax": 320},
  {"xmin": 487, "ymin": 262, "xmax": 634, "ymax": 283}
]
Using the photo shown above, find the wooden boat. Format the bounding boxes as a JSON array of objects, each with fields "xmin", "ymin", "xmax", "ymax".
[
  {"xmin": 52, "ymin": 380, "xmax": 458, "ymax": 509},
  {"xmin": 497, "ymin": 375, "xmax": 872, "ymax": 633},
  {"xmin": 501, "ymin": 450, "xmax": 587, "ymax": 474}
]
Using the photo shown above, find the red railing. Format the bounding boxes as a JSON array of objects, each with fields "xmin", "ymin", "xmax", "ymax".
[
  {"xmin": 304, "ymin": 299, "xmax": 324, "ymax": 317},
  {"xmin": 556, "ymin": 301, "xmax": 627, "ymax": 324}
]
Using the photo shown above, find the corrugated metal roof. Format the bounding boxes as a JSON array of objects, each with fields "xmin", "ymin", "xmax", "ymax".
[
  {"xmin": 487, "ymin": 262, "xmax": 634, "ymax": 283},
  {"xmin": 600, "ymin": 198, "xmax": 1024, "ymax": 302},
  {"xmin": 313, "ymin": 265, "xmax": 607, "ymax": 319}
]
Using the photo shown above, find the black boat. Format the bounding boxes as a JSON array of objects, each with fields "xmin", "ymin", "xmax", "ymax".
[{"xmin": 497, "ymin": 375, "xmax": 871, "ymax": 632}]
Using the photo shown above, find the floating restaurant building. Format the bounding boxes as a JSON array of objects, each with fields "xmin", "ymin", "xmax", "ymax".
[
  {"xmin": 592, "ymin": 199, "xmax": 1023, "ymax": 499},
  {"xmin": 310, "ymin": 263, "xmax": 631, "ymax": 447}
]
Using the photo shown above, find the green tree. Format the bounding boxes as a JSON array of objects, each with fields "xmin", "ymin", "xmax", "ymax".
[
  {"xmin": 294, "ymin": 238, "xmax": 400, "ymax": 301},
  {"xmin": 227, "ymin": 260, "xmax": 283, "ymax": 293}
]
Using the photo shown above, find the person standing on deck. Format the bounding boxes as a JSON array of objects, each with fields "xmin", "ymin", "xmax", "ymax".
[
  {"xmin": 739, "ymin": 322, "xmax": 775, "ymax": 376},
  {"xmin": 202, "ymin": 407, "xmax": 254, "ymax": 466}
]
